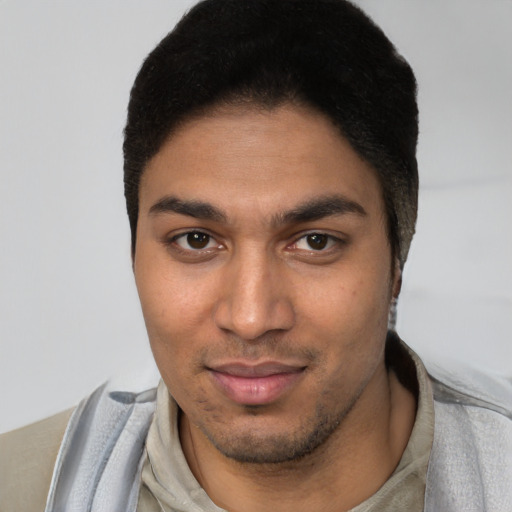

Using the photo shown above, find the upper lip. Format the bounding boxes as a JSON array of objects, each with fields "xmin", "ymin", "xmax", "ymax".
[{"xmin": 208, "ymin": 362, "xmax": 306, "ymax": 378}]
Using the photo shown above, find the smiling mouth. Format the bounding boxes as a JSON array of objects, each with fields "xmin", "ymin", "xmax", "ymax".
[{"xmin": 208, "ymin": 362, "xmax": 306, "ymax": 406}]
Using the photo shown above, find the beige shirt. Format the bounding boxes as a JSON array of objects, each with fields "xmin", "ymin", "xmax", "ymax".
[
  {"xmin": 137, "ymin": 345, "xmax": 434, "ymax": 512},
  {"xmin": 0, "ymin": 408, "xmax": 73, "ymax": 512}
]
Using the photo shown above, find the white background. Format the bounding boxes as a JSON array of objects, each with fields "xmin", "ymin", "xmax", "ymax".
[{"xmin": 1, "ymin": 0, "xmax": 511, "ymax": 433}]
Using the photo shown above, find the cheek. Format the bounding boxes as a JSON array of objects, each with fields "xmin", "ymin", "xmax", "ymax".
[
  {"xmin": 136, "ymin": 269, "xmax": 208, "ymax": 402},
  {"xmin": 135, "ymin": 247, "xmax": 212, "ymax": 328},
  {"xmin": 294, "ymin": 267, "xmax": 392, "ymax": 378},
  {"xmin": 298, "ymin": 268, "xmax": 391, "ymax": 330},
  {"xmin": 134, "ymin": 260, "xmax": 209, "ymax": 376}
]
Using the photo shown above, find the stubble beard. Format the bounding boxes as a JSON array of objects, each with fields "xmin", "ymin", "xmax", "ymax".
[
  {"xmin": 183, "ymin": 338, "xmax": 376, "ymax": 466},
  {"xmin": 200, "ymin": 390, "xmax": 361, "ymax": 465}
]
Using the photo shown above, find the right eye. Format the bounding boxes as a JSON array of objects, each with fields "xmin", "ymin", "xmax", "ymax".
[{"xmin": 172, "ymin": 231, "xmax": 218, "ymax": 251}]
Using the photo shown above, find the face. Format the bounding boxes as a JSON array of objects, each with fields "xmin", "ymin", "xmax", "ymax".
[{"xmin": 134, "ymin": 104, "xmax": 399, "ymax": 464}]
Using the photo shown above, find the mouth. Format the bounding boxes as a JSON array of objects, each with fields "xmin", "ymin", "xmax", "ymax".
[{"xmin": 207, "ymin": 362, "xmax": 306, "ymax": 406}]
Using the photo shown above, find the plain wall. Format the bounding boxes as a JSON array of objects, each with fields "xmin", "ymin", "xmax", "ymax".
[{"xmin": 1, "ymin": 0, "xmax": 510, "ymax": 433}]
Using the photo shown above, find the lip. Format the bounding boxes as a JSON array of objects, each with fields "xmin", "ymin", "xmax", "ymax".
[{"xmin": 208, "ymin": 362, "xmax": 306, "ymax": 406}]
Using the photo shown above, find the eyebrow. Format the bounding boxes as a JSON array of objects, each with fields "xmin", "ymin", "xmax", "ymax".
[
  {"xmin": 149, "ymin": 196, "xmax": 227, "ymax": 222},
  {"xmin": 148, "ymin": 193, "xmax": 366, "ymax": 225},
  {"xmin": 272, "ymin": 194, "xmax": 367, "ymax": 226}
]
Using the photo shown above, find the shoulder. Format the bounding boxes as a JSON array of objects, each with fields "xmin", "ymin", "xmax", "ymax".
[
  {"xmin": 426, "ymin": 355, "xmax": 512, "ymax": 455},
  {"xmin": 426, "ymin": 356, "xmax": 512, "ymax": 419},
  {"xmin": 423, "ymin": 358, "xmax": 512, "ymax": 511},
  {"xmin": 0, "ymin": 408, "xmax": 74, "ymax": 512}
]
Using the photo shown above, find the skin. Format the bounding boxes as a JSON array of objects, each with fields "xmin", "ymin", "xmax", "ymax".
[{"xmin": 134, "ymin": 104, "xmax": 416, "ymax": 512}]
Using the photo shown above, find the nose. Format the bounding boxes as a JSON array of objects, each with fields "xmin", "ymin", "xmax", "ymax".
[{"xmin": 213, "ymin": 251, "xmax": 295, "ymax": 341}]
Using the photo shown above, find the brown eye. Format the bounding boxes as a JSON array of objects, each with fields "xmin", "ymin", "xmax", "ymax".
[
  {"xmin": 186, "ymin": 232, "xmax": 211, "ymax": 249},
  {"xmin": 306, "ymin": 233, "xmax": 329, "ymax": 250},
  {"xmin": 173, "ymin": 231, "xmax": 217, "ymax": 251}
]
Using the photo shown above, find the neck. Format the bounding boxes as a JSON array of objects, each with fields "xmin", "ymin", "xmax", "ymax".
[{"xmin": 180, "ymin": 364, "xmax": 416, "ymax": 512}]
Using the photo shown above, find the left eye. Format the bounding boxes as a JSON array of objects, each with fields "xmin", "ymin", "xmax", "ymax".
[
  {"xmin": 294, "ymin": 233, "xmax": 337, "ymax": 251},
  {"xmin": 173, "ymin": 232, "xmax": 218, "ymax": 250}
]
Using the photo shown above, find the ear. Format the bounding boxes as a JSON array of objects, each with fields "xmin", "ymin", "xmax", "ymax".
[
  {"xmin": 131, "ymin": 245, "xmax": 136, "ymax": 272},
  {"xmin": 392, "ymin": 258, "xmax": 402, "ymax": 299}
]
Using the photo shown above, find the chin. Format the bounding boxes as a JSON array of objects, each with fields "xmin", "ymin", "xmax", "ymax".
[{"xmin": 199, "ymin": 399, "xmax": 353, "ymax": 465}]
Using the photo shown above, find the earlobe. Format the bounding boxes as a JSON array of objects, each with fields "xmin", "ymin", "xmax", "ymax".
[
  {"xmin": 392, "ymin": 259, "xmax": 402, "ymax": 299},
  {"xmin": 388, "ymin": 260, "xmax": 402, "ymax": 330}
]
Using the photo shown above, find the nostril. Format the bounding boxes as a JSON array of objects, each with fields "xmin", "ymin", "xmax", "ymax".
[{"xmin": 213, "ymin": 295, "xmax": 295, "ymax": 341}]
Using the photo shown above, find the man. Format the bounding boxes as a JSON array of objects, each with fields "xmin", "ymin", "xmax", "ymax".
[{"xmin": 1, "ymin": 1, "xmax": 511, "ymax": 511}]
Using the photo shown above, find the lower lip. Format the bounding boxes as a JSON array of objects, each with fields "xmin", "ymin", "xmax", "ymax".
[{"xmin": 210, "ymin": 370, "xmax": 304, "ymax": 406}]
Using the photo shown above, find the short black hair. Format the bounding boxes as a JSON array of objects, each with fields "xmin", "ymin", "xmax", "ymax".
[{"xmin": 124, "ymin": 0, "xmax": 419, "ymax": 266}]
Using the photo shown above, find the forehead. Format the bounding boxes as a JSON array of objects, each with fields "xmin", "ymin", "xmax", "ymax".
[{"xmin": 140, "ymin": 104, "xmax": 384, "ymax": 221}]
